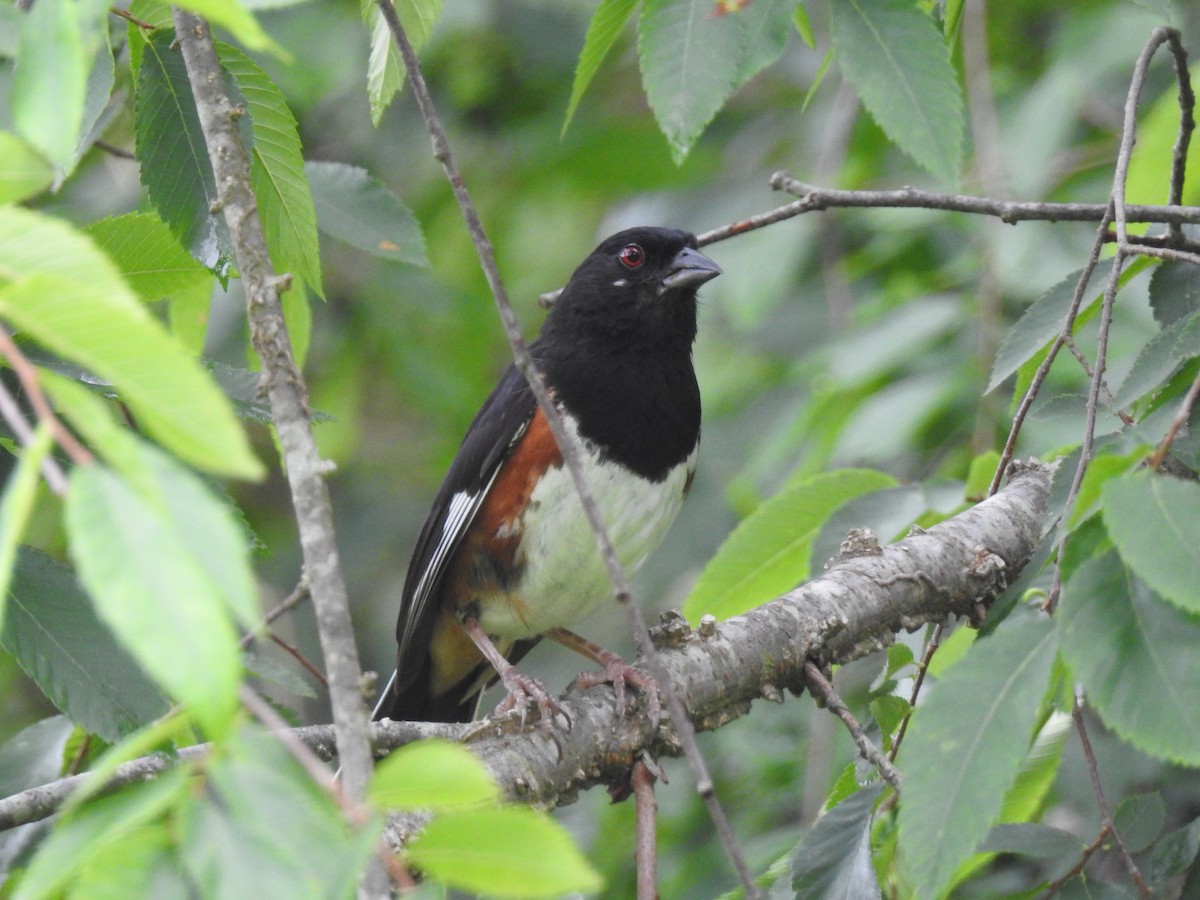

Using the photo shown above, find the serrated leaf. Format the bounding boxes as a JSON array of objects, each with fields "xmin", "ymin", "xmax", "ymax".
[
  {"xmin": 639, "ymin": 0, "xmax": 742, "ymax": 163},
  {"xmin": 563, "ymin": 0, "xmax": 639, "ymax": 135},
  {"xmin": 0, "ymin": 206, "xmax": 261, "ymax": 479},
  {"xmin": 135, "ymin": 29, "xmax": 232, "ymax": 275},
  {"xmin": 870, "ymin": 695, "xmax": 909, "ymax": 749},
  {"xmin": 66, "ymin": 462, "xmax": 242, "ymax": 735},
  {"xmin": 1112, "ymin": 312, "xmax": 1200, "ymax": 409},
  {"xmin": 792, "ymin": 784, "xmax": 884, "ymax": 898},
  {"xmin": 830, "ymin": 0, "xmax": 963, "ymax": 183},
  {"xmin": 897, "ymin": 614, "xmax": 1058, "ymax": 897},
  {"xmin": 1058, "ymin": 552, "xmax": 1200, "ymax": 766},
  {"xmin": 1148, "ymin": 261, "xmax": 1200, "ymax": 328},
  {"xmin": 0, "ymin": 131, "xmax": 54, "ymax": 202},
  {"xmin": 732, "ymin": 0, "xmax": 796, "ymax": 83},
  {"xmin": 683, "ymin": 468, "xmax": 896, "ymax": 622},
  {"xmin": 407, "ymin": 806, "xmax": 602, "ymax": 898},
  {"xmin": 2, "ymin": 548, "xmax": 170, "ymax": 741},
  {"xmin": 1114, "ymin": 793, "xmax": 1165, "ymax": 854},
  {"xmin": 0, "ymin": 425, "xmax": 53, "ymax": 631},
  {"xmin": 85, "ymin": 212, "xmax": 211, "ymax": 302},
  {"xmin": 1102, "ymin": 472, "xmax": 1200, "ymax": 613},
  {"xmin": 368, "ymin": 739, "xmax": 500, "ymax": 810},
  {"xmin": 363, "ymin": 0, "xmax": 444, "ymax": 125},
  {"xmin": 305, "ymin": 161, "xmax": 427, "ymax": 265},
  {"xmin": 218, "ymin": 44, "xmax": 323, "ymax": 297},
  {"xmin": 988, "ymin": 269, "xmax": 1095, "ymax": 395}
]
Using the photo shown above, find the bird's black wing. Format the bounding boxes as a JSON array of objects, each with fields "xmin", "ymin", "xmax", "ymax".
[{"xmin": 375, "ymin": 363, "xmax": 537, "ymax": 718}]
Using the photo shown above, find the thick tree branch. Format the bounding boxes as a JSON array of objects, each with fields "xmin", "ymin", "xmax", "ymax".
[{"xmin": 0, "ymin": 460, "xmax": 1052, "ymax": 833}]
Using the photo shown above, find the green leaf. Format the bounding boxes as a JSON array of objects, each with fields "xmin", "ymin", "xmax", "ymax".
[
  {"xmin": 1058, "ymin": 552, "xmax": 1200, "ymax": 766},
  {"xmin": 16, "ymin": 768, "xmax": 188, "ymax": 899},
  {"xmin": 11, "ymin": 0, "xmax": 105, "ymax": 170},
  {"xmin": 732, "ymin": 0, "xmax": 796, "ymax": 84},
  {"xmin": 180, "ymin": 724, "xmax": 378, "ymax": 899},
  {"xmin": 171, "ymin": 0, "xmax": 282, "ymax": 55},
  {"xmin": 965, "ymin": 451, "xmax": 1001, "ymax": 501},
  {"xmin": 0, "ymin": 424, "xmax": 53, "ymax": 631},
  {"xmin": 897, "ymin": 614, "xmax": 1058, "ymax": 898},
  {"xmin": 1069, "ymin": 448, "xmax": 1146, "ymax": 529},
  {"xmin": 1112, "ymin": 312, "xmax": 1200, "ymax": 409},
  {"xmin": 683, "ymin": 468, "xmax": 896, "ymax": 622},
  {"xmin": 135, "ymin": 29, "xmax": 232, "ymax": 274},
  {"xmin": 2, "ymin": 548, "xmax": 170, "ymax": 741},
  {"xmin": 0, "ymin": 131, "xmax": 54, "ymax": 202},
  {"xmin": 85, "ymin": 212, "xmax": 211, "ymax": 303},
  {"xmin": 563, "ymin": 0, "xmax": 639, "ymax": 135},
  {"xmin": 1102, "ymin": 472, "xmax": 1200, "ymax": 613},
  {"xmin": 830, "ymin": 0, "xmax": 963, "ymax": 183},
  {"xmin": 639, "ymin": 0, "xmax": 742, "ymax": 164},
  {"xmin": 305, "ymin": 161, "xmax": 428, "ymax": 266},
  {"xmin": 218, "ymin": 43, "xmax": 323, "ymax": 297},
  {"xmin": 0, "ymin": 207, "xmax": 261, "ymax": 479},
  {"xmin": 66, "ymin": 462, "xmax": 243, "ymax": 735},
  {"xmin": 791, "ymin": 784, "xmax": 884, "ymax": 898},
  {"xmin": 870, "ymin": 694, "xmax": 909, "ymax": 749},
  {"xmin": 363, "ymin": 0, "xmax": 444, "ymax": 125},
  {"xmin": 1148, "ymin": 261, "xmax": 1200, "ymax": 328},
  {"xmin": 989, "ymin": 275, "xmax": 1093, "ymax": 396},
  {"xmin": 978, "ymin": 822, "xmax": 1082, "ymax": 859},
  {"xmin": 0, "ymin": 716, "xmax": 74, "ymax": 799},
  {"xmin": 793, "ymin": 1, "xmax": 815, "ymax": 47},
  {"xmin": 407, "ymin": 805, "xmax": 602, "ymax": 898},
  {"xmin": 1114, "ymin": 793, "xmax": 1165, "ymax": 854},
  {"xmin": 369, "ymin": 739, "xmax": 500, "ymax": 810}
]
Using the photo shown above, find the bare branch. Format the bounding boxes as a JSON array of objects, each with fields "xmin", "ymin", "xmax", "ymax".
[
  {"xmin": 770, "ymin": 172, "xmax": 1200, "ymax": 227},
  {"xmin": 168, "ymin": 18, "xmax": 381, "ymax": 893}
]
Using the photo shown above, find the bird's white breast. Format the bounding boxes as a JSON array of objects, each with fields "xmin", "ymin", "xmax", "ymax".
[{"xmin": 478, "ymin": 418, "xmax": 697, "ymax": 639}]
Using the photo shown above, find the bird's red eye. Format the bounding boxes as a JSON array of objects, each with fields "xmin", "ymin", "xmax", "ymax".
[{"xmin": 618, "ymin": 243, "xmax": 645, "ymax": 269}]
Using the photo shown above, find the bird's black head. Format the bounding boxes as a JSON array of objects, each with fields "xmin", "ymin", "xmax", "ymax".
[{"xmin": 540, "ymin": 227, "xmax": 722, "ymax": 354}]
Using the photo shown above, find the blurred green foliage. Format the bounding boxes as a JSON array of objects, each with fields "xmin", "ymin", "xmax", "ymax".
[{"xmin": 3, "ymin": 0, "xmax": 1200, "ymax": 895}]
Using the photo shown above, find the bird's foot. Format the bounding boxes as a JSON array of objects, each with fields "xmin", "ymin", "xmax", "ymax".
[
  {"xmin": 575, "ymin": 652, "xmax": 661, "ymax": 723},
  {"xmin": 492, "ymin": 668, "xmax": 568, "ymax": 730}
]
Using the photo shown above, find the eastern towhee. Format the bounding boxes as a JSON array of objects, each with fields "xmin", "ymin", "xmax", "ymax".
[{"xmin": 373, "ymin": 227, "xmax": 721, "ymax": 724}]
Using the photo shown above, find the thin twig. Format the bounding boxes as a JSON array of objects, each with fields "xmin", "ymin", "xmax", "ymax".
[
  {"xmin": 770, "ymin": 172, "xmax": 1200, "ymax": 227},
  {"xmin": 1163, "ymin": 31, "xmax": 1195, "ymax": 245},
  {"xmin": 1147, "ymin": 366, "xmax": 1200, "ymax": 470},
  {"xmin": 0, "ymin": 380, "xmax": 69, "ymax": 496},
  {"xmin": 1072, "ymin": 700, "xmax": 1150, "ymax": 898},
  {"xmin": 1038, "ymin": 825, "xmax": 1110, "ymax": 899},
  {"xmin": 0, "ymin": 325, "xmax": 94, "ymax": 473},
  {"xmin": 170, "ymin": 12, "xmax": 384, "ymax": 895},
  {"xmin": 372, "ymin": 3, "xmax": 760, "ymax": 894},
  {"xmin": 803, "ymin": 661, "xmax": 902, "ymax": 791},
  {"xmin": 887, "ymin": 622, "xmax": 944, "ymax": 764},
  {"xmin": 238, "ymin": 577, "xmax": 312, "ymax": 650},
  {"xmin": 631, "ymin": 759, "xmax": 658, "ymax": 900},
  {"xmin": 988, "ymin": 204, "xmax": 1114, "ymax": 497}
]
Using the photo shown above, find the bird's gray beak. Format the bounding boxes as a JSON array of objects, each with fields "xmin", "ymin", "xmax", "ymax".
[{"xmin": 659, "ymin": 246, "xmax": 722, "ymax": 293}]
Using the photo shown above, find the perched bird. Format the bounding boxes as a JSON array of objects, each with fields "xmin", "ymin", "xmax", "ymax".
[{"xmin": 373, "ymin": 227, "xmax": 721, "ymax": 724}]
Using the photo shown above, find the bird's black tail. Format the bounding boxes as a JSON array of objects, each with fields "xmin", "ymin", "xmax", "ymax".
[
  {"xmin": 371, "ymin": 663, "xmax": 478, "ymax": 724},
  {"xmin": 371, "ymin": 637, "xmax": 541, "ymax": 724}
]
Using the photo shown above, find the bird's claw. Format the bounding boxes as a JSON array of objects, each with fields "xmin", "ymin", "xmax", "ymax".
[
  {"xmin": 575, "ymin": 657, "xmax": 661, "ymax": 724},
  {"xmin": 493, "ymin": 669, "xmax": 569, "ymax": 730}
]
